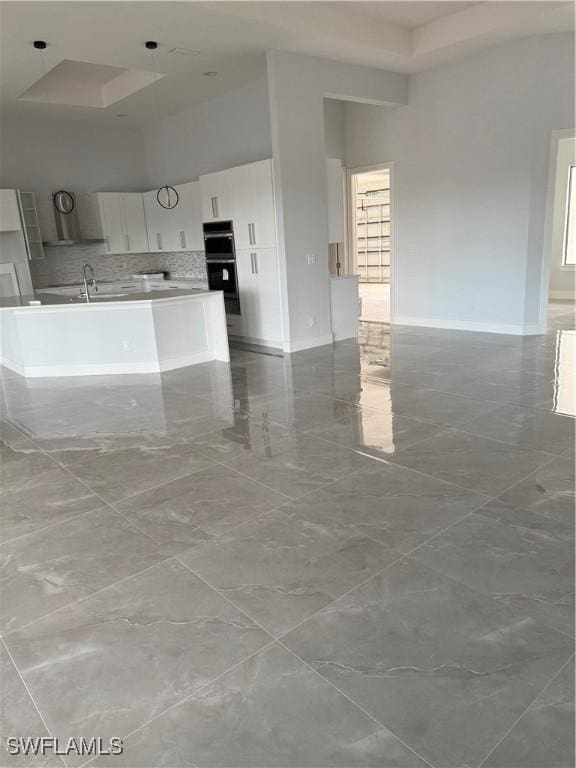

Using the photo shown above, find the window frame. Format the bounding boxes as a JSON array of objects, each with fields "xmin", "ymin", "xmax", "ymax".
[{"xmin": 561, "ymin": 164, "xmax": 576, "ymax": 268}]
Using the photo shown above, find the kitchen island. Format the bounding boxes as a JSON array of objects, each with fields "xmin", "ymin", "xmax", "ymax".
[{"xmin": 0, "ymin": 287, "xmax": 229, "ymax": 377}]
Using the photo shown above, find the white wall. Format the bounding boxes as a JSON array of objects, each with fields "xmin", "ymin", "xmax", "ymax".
[
  {"xmin": 267, "ymin": 50, "xmax": 407, "ymax": 351},
  {"xmin": 144, "ymin": 79, "xmax": 272, "ymax": 186},
  {"xmin": 345, "ymin": 33, "xmax": 574, "ymax": 334},
  {"xmin": 0, "ymin": 115, "xmax": 148, "ymax": 194}
]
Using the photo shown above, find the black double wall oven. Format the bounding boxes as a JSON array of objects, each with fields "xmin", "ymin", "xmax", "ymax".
[{"xmin": 203, "ymin": 221, "xmax": 240, "ymax": 314}]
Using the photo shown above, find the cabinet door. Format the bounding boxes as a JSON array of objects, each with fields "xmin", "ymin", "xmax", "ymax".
[
  {"xmin": 252, "ymin": 247, "xmax": 282, "ymax": 344},
  {"xmin": 199, "ymin": 171, "xmax": 229, "ymax": 222},
  {"xmin": 0, "ymin": 190, "xmax": 22, "ymax": 232},
  {"xmin": 228, "ymin": 165, "xmax": 253, "ymax": 250},
  {"xmin": 98, "ymin": 193, "xmax": 126, "ymax": 254},
  {"xmin": 143, "ymin": 191, "xmax": 178, "ymax": 252},
  {"xmin": 249, "ymin": 160, "xmax": 276, "ymax": 248},
  {"xmin": 120, "ymin": 193, "xmax": 149, "ymax": 253},
  {"xmin": 175, "ymin": 181, "xmax": 203, "ymax": 251},
  {"xmin": 235, "ymin": 248, "xmax": 260, "ymax": 339}
]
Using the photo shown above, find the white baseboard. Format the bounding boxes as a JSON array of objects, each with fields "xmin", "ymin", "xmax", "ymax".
[
  {"xmin": 282, "ymin": 333, "xmax": 334, "ymax": 353},
  {"xmin": 157, "ymin": 350, "xmax": 215, "ymax": 372},
  {"xmin": 0, "ymin": 353, "xmax": 218, "ymax": 377},
  {"xmin": 393, "ymin": 315, "xmax": 545, "ymax": 336},
  {"xmin": 332, "ymin": 330, "xmax": 359, "ymax": 342},
  {"xmin": 549, "ymin": 290, "xmax": 575, "ymax": 301}
]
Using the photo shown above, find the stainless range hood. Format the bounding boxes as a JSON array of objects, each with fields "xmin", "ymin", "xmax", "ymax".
[{"xmin": 43, "ymin": 190, "xmax": 105, "ymax": 247}]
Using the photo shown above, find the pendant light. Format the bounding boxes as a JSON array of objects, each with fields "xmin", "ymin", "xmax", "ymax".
[
  {"xmin": 33, "ymin": 41, "xmax": 75, "ymax": 217},
  {"xmin": 145, "ymin": 41, "xmax": 179, "ymax": 210}
]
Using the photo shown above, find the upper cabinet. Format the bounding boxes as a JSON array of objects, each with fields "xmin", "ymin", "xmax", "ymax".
[
  {"xmin": 0, "ymin": 189, "xmax": 23, "ymax": 232},
  {"xmin": 143, "ymin": 181, "xmax": 203, "ymax": 253},
  {"xmin": 200, "ymin": 159, "xmax": 277, "ymax": 248},
  {"xmin": 96, "ymin": 192, "xmax": 148, "ymax": 254},
  {"xmin": 199, "ymin": 170, "xmax": 232, "ymax": 222}
]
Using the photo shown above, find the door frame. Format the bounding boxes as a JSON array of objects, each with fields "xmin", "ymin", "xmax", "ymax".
[{"xmin": 346, "ymin": 161, "xmax": 395, "ymax": 324}]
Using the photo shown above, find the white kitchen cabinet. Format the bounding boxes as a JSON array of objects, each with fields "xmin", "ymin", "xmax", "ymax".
[
  {"xmin": 199, "ymin": 170, "xmax": 231, "ymax": 222},
  {"xmin": 143, "ymin": 191, "xmax": 179, "ymax": 252},
  {"xmin": 326, "ymin": 158, "xmax": 345, "ymax": 244},
  {"xmin": 236, "ymin": 246, "xmax": 282, "ymax": 345},
  {"xmin": 249, "ymin": 160, "xmax": 277, "ymax": 248},
  {"xmin": 143, "ymin": 184, "xmax": 203, "ymax": 253},
  {"xmin": 173, "ymin": 181, "xmax": 203, "ymax": 251},
  {"xmin": 120, "ymin": 194, "xmax": 149, "ymax": 253},
  {"xmin": 227, "ymin": 160, "xmax": 276, "ymax": 250},
  {"xmin": 0, "ymin": 190, "xmax": 23, "ymax": 232},
  {"xmin": 96, "ymin": 193, "xmax": 149, "ymax": 254},
  {"xmin": 97, "ymin": 193, "xmax": 125, "ymax": 254},
  {"xmin": 235, "ymin": 248, "xmax": 260, "ymax": 339}
]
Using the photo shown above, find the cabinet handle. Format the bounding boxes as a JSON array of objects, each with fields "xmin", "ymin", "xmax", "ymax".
[
  {"xmin": 180, "ymin": 230, "xmax": 186, "ymax": 249},
  {"xmin": 125, "ymin": 234, "xmax": 130, "ymax": 251},
  {"xmin": 211, "ymin": 196, "xmax": 219, "ymax": 218},
  {"xmin": 106, "ymin": 239, "xmax": 111, "ymax": 253},
  {"xmin": 253, "ymin": 252, "xmax": 258, "ymax": 274},
  {"xmin": 251, "ymin": 223, "xmax": 256, "ymax": 244},
  {"xmin": 248, "ymin": 223, "xmax": 253, "ymax": 245},
  {"xmin": 156, "ymin": 233, "xmax": 162, "ymax": 250}
]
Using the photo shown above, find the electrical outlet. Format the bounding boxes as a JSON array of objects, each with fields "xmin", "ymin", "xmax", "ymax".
[
  {"xmin": 307, "ymin": 253, "xmax": 316, "ymax": 265},
  {"xmin": 309, "ymin": 314, "xmax": 317, "ymax": 327}
]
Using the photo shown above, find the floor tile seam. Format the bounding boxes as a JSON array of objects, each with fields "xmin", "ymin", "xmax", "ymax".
[
  {"xmin": 77, "ymin": 638, "xmax": 282, "ymax": 768},
  {"xmin": 477, "ymin": 653, "xmax": 576, "ymax": 768},
  {"xmin": 0, "ymin": 635, "xmax": 62, "ymax": 761},
  {"xmin": 83, "ymin": 461, "xmax": 221, "ymax": 507},
  {"xmin": 1, "ymin": 556, "xmax": 173, "ymax": 640},
  {"xmin": 275, "ymin": 638, "xmax": 437, "ymax": 768},
  {"xmin": 208, "ymin": 458, "xmax": 296, "ymax": 502},
  {"xmin": 300, "ymin": 390, "xmax": 505, "ymax": 430},
  {"xmin": 355, "ymin": 443, "xmax": 498, "ymax": 498},
  {"xmin": 298, "ymin": 419, "xmax": 445, "ymax": 460},
  {"xmin": 400, "ymin": 550, "xmax": 576, "ymax": 642},
  {"xmin": 384, "ymin": 430, "xmax": 559, "ymax": 492},
  {"xmin": 445, "ymin": 422, "xmax": 573, "ymax": 458},
  {"xmin": 14, "ymin": 462, "xmax": 177, "ymax": 553},
  {"xmin": 0, "ymin": 503, "xmax": 106, "ymax": 548},
  {"xmin": 276, "ymin": 473, "xmax": 494, "ymax": 561},
  {"xmin": 177, "ymin": 538, "xmax": 406, "ymax": 645},
  {"xmin": 311, "ymin": 384, "xmax": 507, "ymax": 411}
]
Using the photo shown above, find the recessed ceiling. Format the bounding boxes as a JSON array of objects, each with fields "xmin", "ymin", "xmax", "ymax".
[
  {"xmin": 0, "ymin": 1, "xmax": 573, "ymax": 128},
  {"xmin": 19, "ymin": 59, "xmax": 164, "ymax": 108},
  {"xmin": 343, "ymin": 2, "xmax": 477, "ymax": 28}
]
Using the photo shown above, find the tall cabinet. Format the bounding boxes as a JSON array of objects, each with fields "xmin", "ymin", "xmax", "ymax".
[{"xmin": 201, "ymin": 159, "xmax": 283, "ymax": 346}]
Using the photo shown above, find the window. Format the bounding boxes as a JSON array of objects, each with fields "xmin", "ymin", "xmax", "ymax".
[{"xmin": 562, "ymin": 165, "xmax": 575, "ymax": 266}]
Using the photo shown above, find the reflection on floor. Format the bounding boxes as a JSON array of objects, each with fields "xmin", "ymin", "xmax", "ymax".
[
  {"xmin": 1, "ymin": 305, "xmax": 574, "ymax": 768},
  {"xmin": 360, "ymin": 281, "xmax": 391, "ymax": 323}
]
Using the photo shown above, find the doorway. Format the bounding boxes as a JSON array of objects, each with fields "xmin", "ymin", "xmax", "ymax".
[{"xmin": 348, "ymin": 164, "xmax": 393, "ymax": 324}]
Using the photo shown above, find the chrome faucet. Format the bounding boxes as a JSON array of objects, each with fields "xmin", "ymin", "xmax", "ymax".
[{"xmin": 81, "ymin": 264, "xmax": 98, "ymax": 302}]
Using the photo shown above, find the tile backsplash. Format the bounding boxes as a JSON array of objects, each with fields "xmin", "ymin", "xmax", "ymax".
[{"xmin": 30, "ymin": 245, "xmax": 207, "ymax": 288}]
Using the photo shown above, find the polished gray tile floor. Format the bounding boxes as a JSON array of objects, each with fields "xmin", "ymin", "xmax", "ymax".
[{"xmin": 1, "ymin": 304, "xmax": 574, "ymax": 767}]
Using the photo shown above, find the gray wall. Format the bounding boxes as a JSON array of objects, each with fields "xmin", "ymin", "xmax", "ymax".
[
  {"xmin": 144, "ymin": 78, "xmax": 272, "ymax": 186},
  {"xmin": 344, "ymin": 33, "xmax": 575, "ymax": 333},
  {"xmin": 0, "ymin": 115, "xmax": 148, "ymax": 194},
  {"xmin": 324, "ymin": 98, "xmax": 346, "ymax": 161}
]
